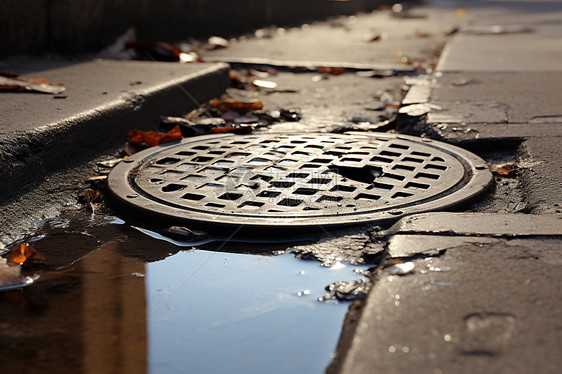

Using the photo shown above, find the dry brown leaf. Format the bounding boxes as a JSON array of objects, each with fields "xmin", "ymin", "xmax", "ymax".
[
  {"xmin": 128, "ymin": 125, "xmax": 183, "ymax": 147},
  {"xmin": 0, "ymin": 75, "xmax": 65, "ymax": 95},
  {"xmin": 489, "ymin": 162, "xmax": 517, "ymax": 177},
  {"xmin": 6, "ymin": 243, "xmax": 46, "ymax": 265},
  {"xmin": 318, "ymin": 67, "xmax": 346, "ymax": 75},
  {"xmin": 210, "ymin": 99, "xmax": 264, "ymax": 115}
]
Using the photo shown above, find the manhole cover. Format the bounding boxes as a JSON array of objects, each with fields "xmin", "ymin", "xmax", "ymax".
[{"xmin": 107, "ymin": 132, "xmax": 493, "ymax": 233}]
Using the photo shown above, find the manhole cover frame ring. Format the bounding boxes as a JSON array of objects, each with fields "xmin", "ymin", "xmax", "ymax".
[{"xmin": 107, "ymin": 132, "xmax": 493, "ymax": 232}]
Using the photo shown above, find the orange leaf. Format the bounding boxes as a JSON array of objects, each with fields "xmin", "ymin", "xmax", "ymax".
[
  {"xmin": 127, "ymin": 125, "xmax": 183, "ymax": 147},
  {"xmin": 210, "ymin": 99, "xmax": 263, "ymax": 114},
  {"xmin": 318, "ymin": 67, "xmax": 346, "ymax": 75},
  {"xmin": 489, "ymin": 162, "xmax": 517, "ymax": 177},
  {"xmin": 7, "ymin": 243, "xmax": 45, "ymax": 265}
]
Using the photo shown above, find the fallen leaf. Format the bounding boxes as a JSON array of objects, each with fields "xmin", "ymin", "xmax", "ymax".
[
  {"xmin": 128, "ymin": 125, "xmax": 183, "ymax": 147},
  {"xmin": 6, "ymin": 243, "xmax": 45, "ymax": 265},
  {"xmin": 318, "ymin": 67, "xmax": 346, "ymax": 75},
  {"xmin": 0, "ymin": 75, "xmax": 65, "ymax": 95},
  {"xmin": 489, "ymin": 162, "xmax": 517, "ymax": 177},
  {"xmin": 210, "ymin": 99, "xmax": 263, "ymax": 114}
]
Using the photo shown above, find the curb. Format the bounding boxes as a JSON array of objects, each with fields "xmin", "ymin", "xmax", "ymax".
[{"xmin": 0, "ymin": 60, "xmax": 230, "ymax": 204}]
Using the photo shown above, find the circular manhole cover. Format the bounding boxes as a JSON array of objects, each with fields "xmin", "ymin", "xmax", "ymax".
[{"xmin": 107, "ymin": 132, "xmax": 492, "ymax": 233}]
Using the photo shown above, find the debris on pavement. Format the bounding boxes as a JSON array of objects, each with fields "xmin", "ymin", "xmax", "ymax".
[
  {"xmin": 384, "ymin": 259, "xmax": 415, "ymax": 275},
  {"xmin": 318, "ymin": 67, "xmax": 346, "ymax": 75},
  {"xmin": 210, "ymin": 99, "xmax": 264, "ymax": 114},
  {"xmin": 207, "ymin": 36, "xmax": 230, "ymax": 50},
  {"xmin": 6, "ymin": 243, "xmax": 46, "ymax": 265},
  {"xmin": 0, "ymin": 73, "xmax": 65, "ymax": 95},
  {"xmin": 128, "ymin": 125, "xmax": 183, "ymax": 148},
  {"xmin": 463, "ymin": 25, "xmax": 533, "ymax": 35},
  {"xmin": 319, "ymin": 278, "xmax": 371, "ymax": 302},
  {"xmin": 399, "ymin": 103, "xmax": 442, "ymax": 117},
  {"xmin": 0, "ymin": 258, "xmax": 36, "ymax": 291},
  {"xmin": 165, "ymin": 226, "xmax": 208, "ymax": 241},
  {"xmin": 489, "ymin": 162, "xmax": 518, "ymax": 177},
  {"xmin": 97, "ymin": 158, "xmax": 123, "ymax": 168}
]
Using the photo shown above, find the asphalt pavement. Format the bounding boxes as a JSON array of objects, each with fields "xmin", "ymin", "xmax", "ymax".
[{"xmin": 1, "ymin": 1, "xmax": 561, "ymax": 373}]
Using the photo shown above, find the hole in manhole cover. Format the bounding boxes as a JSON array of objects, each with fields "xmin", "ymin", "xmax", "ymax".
[{"xmin": 107, "ymin": 133, "xmax": 493, "ymax": 233}]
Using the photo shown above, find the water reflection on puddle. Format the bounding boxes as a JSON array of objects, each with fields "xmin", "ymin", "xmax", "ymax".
[
  {"xmin": 147, "ymin": 250, "xmax": 362, "ymax": 374},
  {"xmin": 0, "ymin": 215, "xmax": 370, "ymax": 374}
]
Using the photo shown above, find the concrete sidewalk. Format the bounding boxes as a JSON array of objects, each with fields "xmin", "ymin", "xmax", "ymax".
[{"xmin": 332, "ymin": 1, "xmax": 562, "ymax": 373}]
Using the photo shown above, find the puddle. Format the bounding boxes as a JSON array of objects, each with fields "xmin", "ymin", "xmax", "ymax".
[{"xmin": 0, "ymin": 211, "xmax": 370, "ymax": 374}]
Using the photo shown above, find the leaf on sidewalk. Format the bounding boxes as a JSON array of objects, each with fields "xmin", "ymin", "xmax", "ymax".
[
  {"xmin": 0, "ymin": 74, "xmax": 65, "ymax": 95},
  {"xmin": 210, "ymin": 99, "xmax": 264, "ymax": 114},
  {"xmin": 128, "ymin": 125, "xmax": 183, "ymax": 147},
  {"xmin": 318, "ymin": 67, "xmax": 346, "ymax": 75},
  {"xmin": 489, "ymin": 162, "xmax": 517, "ymax": 177}
]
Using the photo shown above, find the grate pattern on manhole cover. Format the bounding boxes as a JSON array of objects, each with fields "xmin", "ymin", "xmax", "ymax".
[{"xmin": 107, "ymin": 133, "xmax": 493, "ymax": 232}]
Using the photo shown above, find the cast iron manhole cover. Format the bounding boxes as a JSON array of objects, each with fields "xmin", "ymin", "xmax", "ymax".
[{"xmin": 107, "ymin": 132, "xmax": 493, "ymax": 232}]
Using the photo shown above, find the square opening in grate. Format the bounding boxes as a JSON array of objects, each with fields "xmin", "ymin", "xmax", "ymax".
[
  {"xmin": 380, "ymin": 151, "xmax": 401, "ymax": 157},
  {"xmin": 238, "ymin": 201, "xmax": 265, "ymax": 209},
  {"xmin": 181, "ymin": 193, "xmax": 205, "ymax": 201},
  {"xmin": 286, "ymin": 173, "xmax": 309, "ymax": 179},
  {"xmin": 393, "ymin": 164, "xmax": 415, "ymax": 172},
  {"xmin": 293, "ymin": 188, "xmax": 319, "ymax": 195},
  {"xmin": 251, "ymin": 175, "xmax": 273, "ymax": 182},
  {"xmin": 300, "ymin": 164, "xmax": 323, "ymax": 169},
  {"xmin": 258, "ymin": 190, "xmax": 281, "ymax": 198},
  {"xmin": 402, "ymin": 157, "xmax": 424, "ymax": 163},
  {"xmin": 162, "ymin": 184, "xmax": 186, "ymax": 192},
  {"xmin": 331, "ymin": 185, "xmax": 357, "ymax": 192},
  {"xmin": 156, "ymin": 157, "xmax": 181, "ymax": 165},
  {"xmin": 389, "ymin": 143, "xmax": 409, "ymax": 150},
  {"xmin": 371, "ymin": 156, "xmax": 393, "ymax": 163},
  {"xmin": 355, "ymin": 193, "xmax": 380, "ymax": 201},
  {"xmin": 392, "ymin": 192, "xmax": 413, "ymax": 198},
  {"xmin": 278, "ymin": 198, "xmax": 302, "ymax": 207},
  {"xmin": 370, "ymin": 182, "xmax": 394, "ymax": 190},
  {"xmin": 308, "ymin": 178, "xmax": 332, "ymax": 185},
  {"xmin": 316, "ymin": 195, "xmax": 343, "ymax": 203},
  {"xmin": 192, "ymin": 156, "xmax": 214, "ymax": 163},
  {"xmin": 218, "ymin": 193, "xmax": 244, "ymax": 201},
  {"xmin": 425, "ymin": 164, "xmax": 447, "ymax": 171},
  {"xmin": 415, "ymin": 172, "xmax": 440, "ymax": 180},
  {"xmin": 405, "ymin": 182, "xmax": 430, "ymax": 190},
  {"xmin": 310, "ymin": 158, "xmax": 332, "ymax": 164},
  {"xmin": 227, "ymin": 152, "xmax": 251, "ymax": 158}
]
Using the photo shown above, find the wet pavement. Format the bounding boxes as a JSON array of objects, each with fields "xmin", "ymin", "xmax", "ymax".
[
  {"xmin": 2, "ymin": 1, "xmax": 562, "ymax": 373},
  {"xmin": 0, "ymin": 209, "xmax": 371, "ymax": 374}
]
